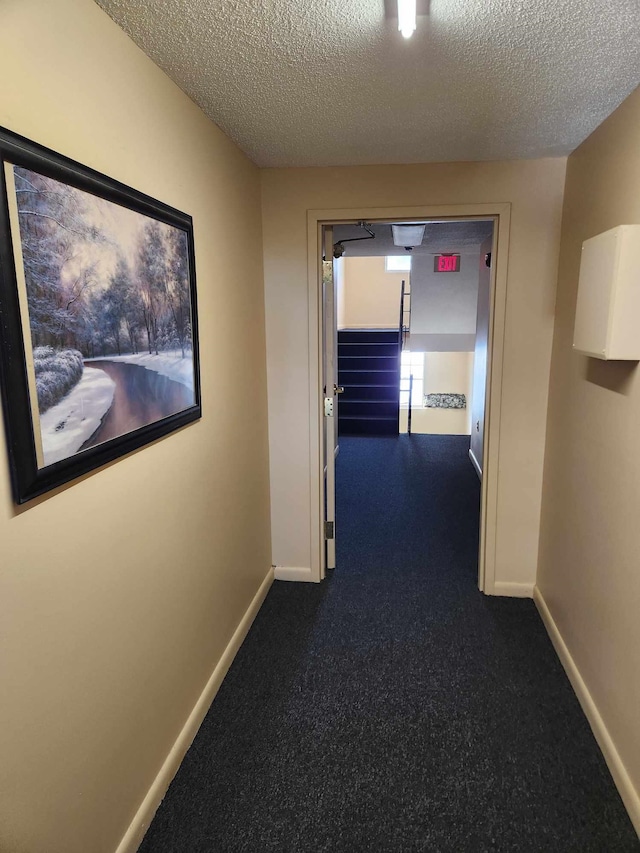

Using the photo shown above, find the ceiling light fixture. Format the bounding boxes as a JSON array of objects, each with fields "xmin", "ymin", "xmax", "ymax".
[
  {"xmin": 392, "ymin": 223, "xmax": 425, "ymax": 250},
  {"xmin": 397, "ymin": 0, "xmax": 417, "ymax": 38}
]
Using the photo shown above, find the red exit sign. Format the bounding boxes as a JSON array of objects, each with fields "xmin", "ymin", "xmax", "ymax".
[{"xmin": 434, "ymin": 254, "xmax": 460, "ymax": 273}]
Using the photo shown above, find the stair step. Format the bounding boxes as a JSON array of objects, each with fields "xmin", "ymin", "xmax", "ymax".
[
  {"xmin": 338, "ymin": 341, "xmax": 399, "ymax": 347},
  {"xmin": 338, "ymin": 342, "xmax": 399, "ymax": 357},
  {"xmin": 338, "ymin": 417, "xmax": 399, "ymax": 436},
  {"xmin": 338, "ymin": 415, "xmax": 398, "ymax": 422},
  {"xmin": 338, "ymin": 369, "xmax": 398, "ymax": 375},
  {"xmin": 340, "ymin": 385, "xmax": 399, "ymax": 401},
  {"xmin": 339, "ymin": 356, "xmax": 399, "ymax": 371},
  {"xmin": 340, "ymin": 397, "xmax": 399, "ymax": 403},
  {"xmin": 338, "ymin": 330, "xmax": 399, "ymax": 344},
  {"xmin": 339, "ymin": 371, "xmax": 398, "ymax": 386},
  {"xmin": 339, "ymin": 400, "xmax": 398, "ymax": 417}
]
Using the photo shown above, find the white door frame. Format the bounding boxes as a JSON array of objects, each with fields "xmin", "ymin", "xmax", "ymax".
[
  {"xmin": 307, "ymin": 203, "xmax": 511, "ymax": 592},
  {"xmin": 322, "ymin": 225, "xmax": 338, "ymax": 572}
]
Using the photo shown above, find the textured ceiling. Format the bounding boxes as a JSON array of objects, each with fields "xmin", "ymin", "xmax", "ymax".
[
  {"xmin": 95, "ymin": 0, "xmax": 640, "ymax": 167},
  {"xmin": 333, "ymin": 220, "xmax": 493, "ymax": 256}
]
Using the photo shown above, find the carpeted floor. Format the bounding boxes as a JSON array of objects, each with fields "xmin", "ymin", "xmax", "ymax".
[{"xmin": 138, "ymin": 435, "xmax": 639, "ymax": 852}]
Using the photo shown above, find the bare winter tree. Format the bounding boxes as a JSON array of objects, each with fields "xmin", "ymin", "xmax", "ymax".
[
  {"xmin": 14, "ymin": 167, "xmax": 102, "ymax": 352},
  {"xmin": 102, "ymin": 255, "xmax": 142, "ymax": 355},
  {"xmin": 164, "ymin": 228, "xmax": 191, "ymax": 358},
  {"xmin": 136, "ymin": 220, "xmax": 167, "ymax": 355}
]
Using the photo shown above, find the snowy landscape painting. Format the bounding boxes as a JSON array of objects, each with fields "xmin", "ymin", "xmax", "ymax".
[{"xmin": 0, "ymin": 128, "xmax": 200, "ymax": 502}]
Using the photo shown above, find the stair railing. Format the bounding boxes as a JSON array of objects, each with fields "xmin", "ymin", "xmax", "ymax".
[
  {"xmin": 408, "ymin": 374, "xmax": 413, "ymax": 435},
  {"xmin": 399, "ymin": 279, "xmax": 411, "ymax": 350}
]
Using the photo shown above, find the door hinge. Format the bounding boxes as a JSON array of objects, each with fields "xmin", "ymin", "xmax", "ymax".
[
  {"xmin": 324, "ymin": 521, "xmax": 334, "ymax": 540},
  {"xmin": 324, "ymin": 397, "xmax": 334, "ymax": 417}
]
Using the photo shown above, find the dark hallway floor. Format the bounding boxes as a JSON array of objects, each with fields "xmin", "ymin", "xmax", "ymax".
[{"xmin": 138, "ymin": 435, "xmax": 639, "ymax": 852}]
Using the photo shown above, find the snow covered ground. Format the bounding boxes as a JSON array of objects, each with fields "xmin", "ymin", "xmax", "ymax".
[
  {"xmin": 39, "ymin": 366, "xmax": 115, "ymax": 467},
  {"xmin": 86, "ymin": 351, "xmax": 194, "ymax": 390}
]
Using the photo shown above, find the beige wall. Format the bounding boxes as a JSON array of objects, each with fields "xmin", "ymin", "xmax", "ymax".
[
  {"xmin": 537, "ymin": 87, "xmax": 640, "ymax": 828},
  {"xmin": 400, "ymin": 352, "xmax": 473, "ymax": 435},
  {"xmin": 340, "ymin": 256, "xmax": 404, "ymax": 328},
  {"xmin": 0, "ymin": 2, "xmax": 271, "ymax": 852},
  {"xmin": 262, "ymin": 158, "xmax": 566, "ymax": 587}
]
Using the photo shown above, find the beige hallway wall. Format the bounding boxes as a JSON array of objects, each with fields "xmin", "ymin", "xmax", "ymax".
[
  {"xmin": 340, "ymin": 256, "xmax": 404, "ymax": 328},
  {"xmin": 0, "ymin": 2, "xmax": 271, "ymax": 852},
  {"xmin": 262, "ymin": 158, "xmax": 566, "ymax": 586},
  {"xmin": 537, "ymin": 86, "xmax": 640, "ymax": 827},
  {"xmin": 399, "ymin": 351, "xmax": 473, "ymax": 435}
]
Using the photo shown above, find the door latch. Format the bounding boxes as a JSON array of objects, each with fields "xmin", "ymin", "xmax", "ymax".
[{"xmin": 324, "ymin": 397, "xmax": 334, "ymax": 417}]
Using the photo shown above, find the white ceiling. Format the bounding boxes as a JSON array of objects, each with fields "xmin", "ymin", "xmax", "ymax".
[
  {"xmin": 95, "ymin": 0, "xmax": 640, "ymax": 168},
  {"xmin": 333, "ymin": 220, "xmax": 494, "ymax": 256}
]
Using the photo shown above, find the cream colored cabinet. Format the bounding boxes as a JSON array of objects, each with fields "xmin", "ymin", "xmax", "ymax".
[{"xmin": 573, "ymin": 225, "xmax": 640, "ymax": 360}]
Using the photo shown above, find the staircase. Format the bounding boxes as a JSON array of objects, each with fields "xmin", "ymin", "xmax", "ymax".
[{"xmin": 337, "ymin": 329, "xmax": 401, "ymax": 436}]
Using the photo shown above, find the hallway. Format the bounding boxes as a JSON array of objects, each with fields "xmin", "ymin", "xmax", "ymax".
[{"xmin": 139, "ymin": 436, "xmax": 638, "ymax": 852}]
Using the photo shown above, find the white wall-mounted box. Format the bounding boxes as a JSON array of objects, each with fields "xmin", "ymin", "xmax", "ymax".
[{"xmin": 573, "ymin": 225, "xmax": 640, "ymax": 360}]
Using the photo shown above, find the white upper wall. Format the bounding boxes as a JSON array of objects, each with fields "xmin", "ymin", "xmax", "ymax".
[{"xmin": 410, "ymin": 251, "xmax": 481, "ymax": 352}]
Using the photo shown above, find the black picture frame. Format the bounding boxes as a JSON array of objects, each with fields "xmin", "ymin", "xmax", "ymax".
[{"xmin": 0, "ymin": 127, "xmax": 201, "ymax": 503}]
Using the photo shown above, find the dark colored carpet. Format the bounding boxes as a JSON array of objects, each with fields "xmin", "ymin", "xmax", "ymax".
[{"xmin": 139, "ymin": 435, "xmax": 639, "ymax": 852}]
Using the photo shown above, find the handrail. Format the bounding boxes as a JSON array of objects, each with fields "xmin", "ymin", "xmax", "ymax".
[
  {"xmin": 408, "ymin": 374, "xmax": 413, "ymax": 435},
  {"xmin": 398, "ymin": 281, "xmax": 405, "ymax": 432},
  {"xmin": 399, "ymin": 280, "xmax": 414, "ymax": 435},
  {"xmin": 399, "ymin": 278, "xmax": 411, "ymax": 350}
]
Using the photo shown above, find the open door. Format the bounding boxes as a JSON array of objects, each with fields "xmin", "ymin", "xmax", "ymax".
[
  {"xmin": 469, "ymin": 234, "xmax": 493, "ymax": 480},
  {"xmin": 322, "ymin": 225, "xmax": 339, "ymax": 570}
]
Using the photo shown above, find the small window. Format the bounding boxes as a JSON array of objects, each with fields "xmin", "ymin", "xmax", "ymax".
[
  {"xmin": 400, "ymin": 351, "xmax": 424, "ymax": 408},
  {"xmin": 385, "ymin": 255, "xmax": 412, "ymax": 272}
]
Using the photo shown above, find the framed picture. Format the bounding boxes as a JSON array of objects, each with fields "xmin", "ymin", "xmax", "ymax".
[{"xmin": 0, "ymin": 127, "xmax": 201, "ymax": 503}]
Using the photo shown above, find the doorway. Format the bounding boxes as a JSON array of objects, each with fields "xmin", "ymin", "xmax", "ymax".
[{"xmin": 308, "ymin": 204, "xmax": 511, "ymax": 592}]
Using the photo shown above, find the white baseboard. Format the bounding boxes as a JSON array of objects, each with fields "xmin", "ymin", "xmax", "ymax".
[
  {"xmin": 273, "ymin": 565, "xmax": 316, "ymax": 582},
  {"xmin": 468, "ymin": 447, "xmax": 482, "ymax": 480},
  {"xmin": 114, "ymin": 567, "xmax": 274, "ymax": 853},
  {"xmin": 491, "ymin": 581, "xmax": 534, "ymax": 598},
  {"xmin": 534, "ymin": 586, "xmax": 640, "ymax": 836}
]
